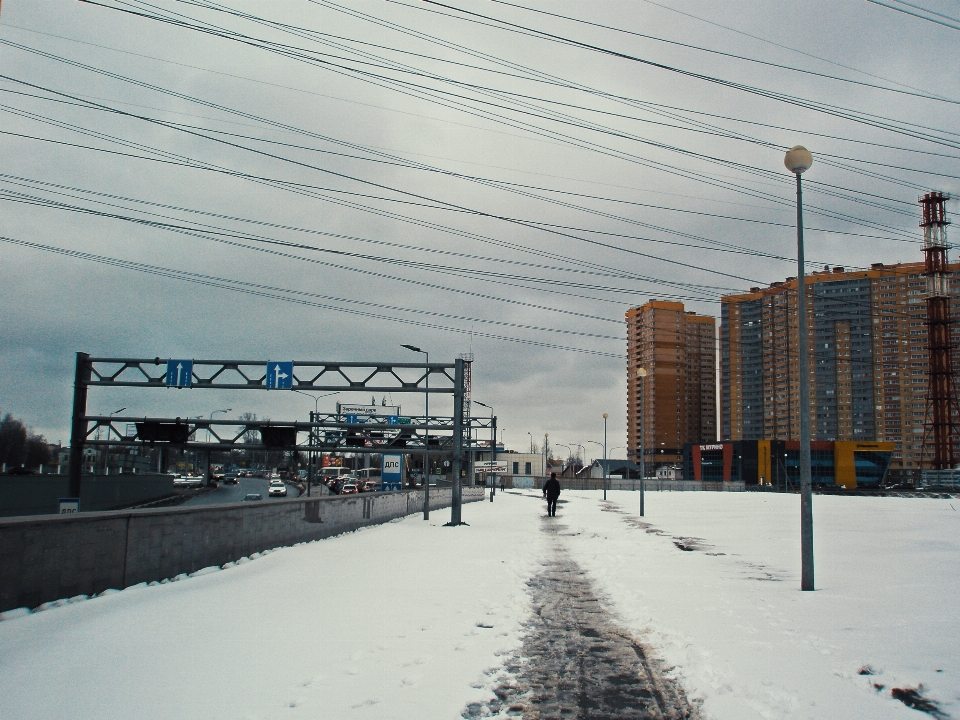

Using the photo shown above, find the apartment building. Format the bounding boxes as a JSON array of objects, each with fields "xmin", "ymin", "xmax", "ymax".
[
  {"xmin": 626, "ymin": 301, "xmax": 717, "ymax": 471},
  {"xmin": 720, "ymin": 262, "xmax": 960, "ymax": 478}
]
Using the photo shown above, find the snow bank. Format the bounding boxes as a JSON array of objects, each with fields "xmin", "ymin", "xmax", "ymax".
[
  {"xmin": 0, "ymin": 499, "xmax": 545, "ymax": 720},
  {"xmin": 2, "ymin": 490, "xmax": 958, "ymax": 719},
  {"xmin": 556, "ymin": 490, "xmax": 960, "ymax": 719}
]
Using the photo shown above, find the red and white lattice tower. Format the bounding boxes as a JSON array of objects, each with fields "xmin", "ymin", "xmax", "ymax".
[{"xmin": 920, "ymin": 191, "xmax": 955, "ymax": 470}]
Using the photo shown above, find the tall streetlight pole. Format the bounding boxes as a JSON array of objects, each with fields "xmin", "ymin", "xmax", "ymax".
[
  {"xmin": 103, "ymin": 407, "xmax": 126, "ymax": 475},
  {"xmin": 637, "ymin": 367, "xmax": 647, "ymax": 516},
  {"xmin": 206, "ymin": 408, "xmax": 231, "ymax": 486},
  {"xmin": 785, "ymin": 145, "xmax": 815, "ymax": 592},
  {"xmin": 401, "ymin": 344, "xmax": 431, "ymax": 520},
  {"xmin": 542, "ymin": 433, "xmax": 548, "ymax": 482},
  {"xmin": 475, "ymin": 400, "xmax": 495, "ymax": 491},
  {"xmin": 292, "ymin": 390, "xmax": 338, "ymax": 497},
  {"xmin": 603, "ymin": 413, "xmax": 608, "ymax": 500}
]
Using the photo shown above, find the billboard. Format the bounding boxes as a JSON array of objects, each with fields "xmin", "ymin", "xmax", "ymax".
[{"xmin": 338, "ymin": 404, "xmax": 400, "ymax": 419}]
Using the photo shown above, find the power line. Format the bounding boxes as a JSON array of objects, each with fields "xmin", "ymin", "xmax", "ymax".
[{"xmin": 0, "ymin": 234, "xmax": 628, "ymax": 358}]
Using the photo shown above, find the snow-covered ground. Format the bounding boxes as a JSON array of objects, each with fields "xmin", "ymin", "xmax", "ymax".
[{"xmin": 1, "ymin": 490, "xmax": 958, "ymax": 719}]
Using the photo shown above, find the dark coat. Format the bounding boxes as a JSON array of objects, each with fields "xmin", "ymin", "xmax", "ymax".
[{"xmin": 542, "ymin": 478, "xmax": 561, "ymax": 499}]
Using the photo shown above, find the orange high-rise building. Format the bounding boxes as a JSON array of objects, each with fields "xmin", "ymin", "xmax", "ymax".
[
  {"xmin": 626, "ymin": 301, "xmax": 717, "ymax": 471},
  {"xmin": 720, "ymin": 262, "xmax": 960, "ymax": 481}
]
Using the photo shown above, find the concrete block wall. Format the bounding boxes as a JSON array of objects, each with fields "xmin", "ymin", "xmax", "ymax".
[{"xmin": 0, "ymin": 486, "xmax": 485, "ymax": 614}]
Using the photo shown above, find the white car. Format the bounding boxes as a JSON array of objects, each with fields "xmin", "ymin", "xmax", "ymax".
[{"xmin": 268, "ymin": 479, "xmax": 287, "ymax": 497}]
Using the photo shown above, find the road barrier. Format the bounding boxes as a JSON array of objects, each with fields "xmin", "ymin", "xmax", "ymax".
[{"xmin": 0, "ymin": 486, "xmax": 484, "ymax": 614}]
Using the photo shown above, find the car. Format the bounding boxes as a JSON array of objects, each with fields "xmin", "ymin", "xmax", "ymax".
[
  {"xmin": 242, "ymin": 493, "xmax": 263, "ymax": 501},
  {"xmin": 268, "ymin": 480, "xmax": 287, "ymax": 497},
  {"xmin": 340, "ymin": 482, "xmax": 358, "ymax": 494},
  {"xmin": 223, "ymin": 472, "xmax": 239, "ymax": 485},
  {"xmin": 360, "ymin": 480, "xmax": 378, "ymax": 493}
]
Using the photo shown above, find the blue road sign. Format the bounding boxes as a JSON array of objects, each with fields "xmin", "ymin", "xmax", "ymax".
[
  {"xmin": 381, "ymin": 454, "xmax": 402, "ymax": 491},
  {"xmin": 166, "ymin": 360, "xmax": 193, "ymax": 388},
  {"xmin": 345, "ymin": 414, "xmax": 358, "ymax": 425},
  {"xmin": 387, "ymin": 415, "xmax": 399, "ymax": 425},
  {"xmin": 265, "ymin": 361, "xmax": 294, "ymax": 389}
]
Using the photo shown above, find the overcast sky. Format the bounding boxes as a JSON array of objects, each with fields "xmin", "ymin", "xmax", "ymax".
[{"xmin": 1, "ymin": 0, "xmax": 959, "ymax": 456}]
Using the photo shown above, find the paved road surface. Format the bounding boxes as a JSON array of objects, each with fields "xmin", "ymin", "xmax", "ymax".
[{"xmin": 180, "ymin": 477, "xmax": 301, "ymax": 506}]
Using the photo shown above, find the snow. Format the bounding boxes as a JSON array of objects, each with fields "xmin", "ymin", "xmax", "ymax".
[{"xmin": 1, "ymin": 490, "xmax": 958, "ymax": 719}]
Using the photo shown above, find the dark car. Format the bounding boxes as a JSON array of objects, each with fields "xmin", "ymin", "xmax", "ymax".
[
  {"xmin": 242, "ymin": 493, "xmax": 263, "ymax": 502},
  {"xmin": 223, "ymin": 472, "xmax": 239, "ymax": 485}
]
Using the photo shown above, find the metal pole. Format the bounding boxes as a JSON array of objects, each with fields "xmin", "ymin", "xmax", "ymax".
[
  {"xmin": 491, "ymin": 413, "xmax": 497, "ymax": 496},
  {"xmin": 796, "ymin": 171, "xmax": 815, "ymax": 591},
  {"xmin": 450, "ymin": 358, "xmax": 464, "ymax": 525},
  {"xmin": 639, "ymin": 375, "xmax": 645, "ymax": 516},
  {"xmin": 424, "ymin": 351, "xmax": 430, "ymax": 520},
  {"xmin": 603, "ymin": 414, "xmax": 608, "ymax": 500},
  {"xmin": 68, "ymin": 352, "xmax": 91, "ymax": 500}
]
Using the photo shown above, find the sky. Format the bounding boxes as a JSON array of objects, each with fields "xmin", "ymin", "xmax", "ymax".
[{"xmin": 1, "ymin": 0, "xmax": 959, "ymax": 453}]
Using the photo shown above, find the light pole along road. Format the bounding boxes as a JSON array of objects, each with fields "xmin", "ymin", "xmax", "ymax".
[
  {"xmin": 785, "ymin": 144, "xmax": 815, "ymax": 592},
  {"xmin": 401, "ymin": 344, "xmax": 431, "ymax": 520}
]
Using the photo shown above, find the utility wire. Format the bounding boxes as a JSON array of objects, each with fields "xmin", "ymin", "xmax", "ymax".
[{"xmin": 0, "ymin": 235, "xmax": 628, "ymax": 358}]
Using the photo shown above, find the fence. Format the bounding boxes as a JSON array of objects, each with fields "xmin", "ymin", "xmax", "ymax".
[
  {"xmin": 497, "ymin": 476, "xmax": 745, "ymax": 492},
  {"xmin": 0, "ymin": 486, "xmax": 484, "ymax": 614}
]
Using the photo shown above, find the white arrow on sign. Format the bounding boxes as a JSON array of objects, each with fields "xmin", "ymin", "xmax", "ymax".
[{"xmin": 273, "ymin": 365, "xmax": 288, "ymax": 387}]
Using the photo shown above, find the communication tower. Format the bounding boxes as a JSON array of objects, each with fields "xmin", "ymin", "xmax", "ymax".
[{"xmin": 920, "ymin": 192, "xmax": 956, "ymax": 471}]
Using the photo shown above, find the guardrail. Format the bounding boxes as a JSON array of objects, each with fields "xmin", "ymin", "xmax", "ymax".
[{"xmin": 0, "ymin": 486, "xmax": 484, "ymax": 614}]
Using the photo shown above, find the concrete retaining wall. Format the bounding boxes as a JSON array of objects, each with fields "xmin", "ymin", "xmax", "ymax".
[
  {"xmin": 0, "ymin": 486, "xmax": 484, "ymax": 614},
  {"xmin": 0, "ymin": 474, "xmax": 176, "ymax": 518}
]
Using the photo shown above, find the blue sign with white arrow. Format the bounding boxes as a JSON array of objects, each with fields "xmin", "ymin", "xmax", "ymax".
[
  {"xmin": 265, "ymin": 361, "xmax": 293, "ymax": 389},
  {"xmin": 166, "ymin": 360, "xmax": 193, "ymax": 388}
]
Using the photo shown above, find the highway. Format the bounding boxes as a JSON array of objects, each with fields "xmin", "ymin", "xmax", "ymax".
[{"xmin": 180, "ymin": 476, "xmax": 301, "ymax": 506}]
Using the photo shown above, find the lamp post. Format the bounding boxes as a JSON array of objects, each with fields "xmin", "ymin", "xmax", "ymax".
[
  {"xmin": 603, "ymin": 413, "xmax": 609, "ymax": 499},
  {"xmin": 475, "ymin": 400, "xmax": 495, "ymax": 491},
  {"xmin": 401, "ymin": 344, "xmax": 431, "ymax": 520},
  {"xmin": 292, "ymin": 391, "xmax": 338, "ymax": 497},
  {"xmin": 543, "ymin": 433, "xmax": 548, "ymax": 481},
  {"xmin": 556, "ymin": 444, "xmax": 571, "ymax": 478},
  {"xmin": 103, "ymin": 407, "xmax": 126, "ymax": 475},
  {"xmin": 528, "ymin": 431, "xmax": 533, "ymax": 454},
  {"xmin": 637, "ymin": 367, "xmax": 647, "ymax": 516},
  {"xmin": 785, "ymin": 144, "xmax": 815, "ymax": 592}
]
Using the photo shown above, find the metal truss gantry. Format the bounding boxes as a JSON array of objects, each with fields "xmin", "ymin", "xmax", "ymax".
[{"xmin": 68, "ymin": 354, "xmax": 474, "ymax": 524}]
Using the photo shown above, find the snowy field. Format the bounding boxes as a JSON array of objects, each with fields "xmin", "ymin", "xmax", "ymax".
[{"xmin": 1, "ymin": 490, "xmax": 958, "ymax": 719}]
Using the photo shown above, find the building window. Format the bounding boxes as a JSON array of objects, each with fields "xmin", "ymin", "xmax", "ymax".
[
  {"xmin": 513, "ymin": 461, "xmax": 519, "ymax": 474},
  {"xmin": 525, "ymin": 462, "xmax": 532, "ymax": 475}
]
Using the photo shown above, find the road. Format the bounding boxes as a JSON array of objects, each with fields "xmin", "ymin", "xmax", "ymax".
[{"xmin": 180, "ymin": 477, "xmax": 301, "ymax": 506}]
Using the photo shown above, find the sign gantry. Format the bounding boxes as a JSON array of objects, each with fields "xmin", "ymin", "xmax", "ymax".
[{"xmin": 69, "ymin": 354, "xmax": 471, "ymax": 525}]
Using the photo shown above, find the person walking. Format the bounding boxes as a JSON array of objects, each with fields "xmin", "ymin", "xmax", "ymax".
[{"xmin": 542, "ymin": 472, "xmax": 561, "ymax": 517}]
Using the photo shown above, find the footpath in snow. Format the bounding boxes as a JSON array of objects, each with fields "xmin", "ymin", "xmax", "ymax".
[{"xmin": 1, "ymin": 490, "xmax": 958, "ymax": 719}]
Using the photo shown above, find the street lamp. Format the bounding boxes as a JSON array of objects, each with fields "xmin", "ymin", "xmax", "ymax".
[
  {"xmin": 603, "ymin": 412, "xmax": 609, "ymax": 500},
  {"xmin": 292, "ymin": 390, "xmax": 338, "ymax": 497},
  {"xmin": 401, "ymin": 344, "xmax": 431, "ymax": 520},
  {"xmin": 543, "ymin": 432, "xmax": 548, "ymax": 482},
  {"xmin": 103, "ymin": 407, "xmax": 126, "ymax": 475},
  {"xmin": 475, "ymin": 400, "xmax": 495, "ymax": 491},
  {"xmin": 527, "ymin": 431, "xmax": 533, "ymax": 454},
  {"xmin": 556, "ymin": 444, "xmax": 571, "ymax": 477},
  {"xmin": 637, "ymin": 367, "xmax": 647, "ymax": 516},
  {"xmin": 785, "ymin": 144, "xmax": 815, "ymax": 592}
]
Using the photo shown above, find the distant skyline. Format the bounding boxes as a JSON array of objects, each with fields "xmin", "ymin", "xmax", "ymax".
[{"xmin": 1, "ymin": 0, "xmax": 958, "ymax": 451}]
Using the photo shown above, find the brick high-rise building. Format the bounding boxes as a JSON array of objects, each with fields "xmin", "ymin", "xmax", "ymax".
[
  {"xmin": 720, "ymin": 262, "xmax": 960, "ymax": 479},
  {"xmin": 626, "ymin": 301, "xmax": 717, "ymax": 471}
]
